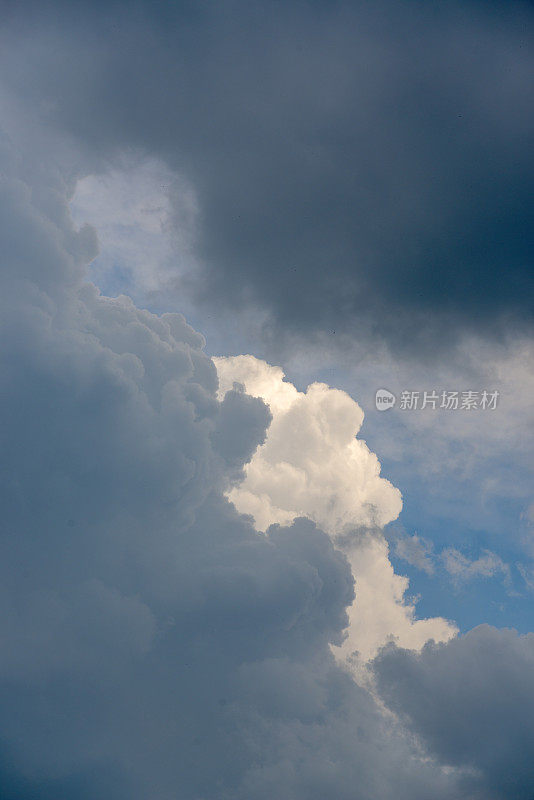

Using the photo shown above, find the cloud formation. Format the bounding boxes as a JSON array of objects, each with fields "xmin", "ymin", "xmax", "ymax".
[
  {"xmin": 70, "ymin": 157, "xmax": 198, "ymax": 303},
  {"xmin": 374, "ymin": 625, "xmax": 534, "ymax": 799},
  {"xmin": 394, "ymin": 532, "xmax": 435, "ymax": 575},
  {"xmin": 393, "ymin": 534, "xmax": 512, "ymax": 590},
  {"xmin": 215, "ymin": 355, "xmax": 456, "ymax": 661},
  {"xmin": 0, "ymin": 3, "xmax": 533, "ymax": 795},
  {"xmin": 1, "ymin": 0, "xmax": 532, "ymax": 356},
  {"xmin": 0, "ymin": 134, "xmax": 464, "ymax": 798},
  {"xmin": 441, "ymin": 548, "xmax": 511, "ymax": 587},
  {"xmin": 215, "ymin": 355, "xmax": 402, "ymax": 535}
]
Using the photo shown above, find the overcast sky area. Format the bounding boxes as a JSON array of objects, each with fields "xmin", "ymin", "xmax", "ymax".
[{"xmin": 0, "ymin": 1, "xmax": 533, "ymax": 798}]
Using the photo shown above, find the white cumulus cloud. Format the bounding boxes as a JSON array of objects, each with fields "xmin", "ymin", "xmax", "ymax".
[{"xmin": 214, "ymin": 355, "xmax": 456, "ymax": 661}]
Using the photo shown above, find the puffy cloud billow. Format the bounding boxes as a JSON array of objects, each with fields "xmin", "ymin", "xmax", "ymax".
[
  {"xmin": 0, "ymin": 137, "xmax": 465, "ymax": 798},
  {"xmin": 215, "ymin": 355, "xmax": 402, "ymax": 535},
  {"xmin": 374, "ymin": 625, "xmax": 534, "ymax": 800},
  {"xmin": 1, "ymin": 1, "xmax": 533, "ymax": 791},
  {"xmin": 215, "ymin": 355, "xmax": 456, "ymax": 662}
]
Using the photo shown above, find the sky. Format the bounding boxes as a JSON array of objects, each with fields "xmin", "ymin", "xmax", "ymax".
[{"xmin": 0, "ymin": 1, "xmax": 533, "ymax": 798}]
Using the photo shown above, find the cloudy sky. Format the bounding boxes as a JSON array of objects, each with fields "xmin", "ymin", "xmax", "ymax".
[{"xmin": 0, "ymin": 1, "xmax": 533, "ymax": 797}]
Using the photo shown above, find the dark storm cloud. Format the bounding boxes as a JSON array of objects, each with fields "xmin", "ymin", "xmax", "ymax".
[
  {"xmin": 1, "ymin": 0, "xmax": 532, "ymax": 355},
  {"xmin": 1, "ymin": 6, "xmax": 533, "ymax": 797},
  {"xmin": 374, "ymin": 624, "xmax": 534, "ymax": 800},
  {"xmin": 0, "ymin": 134, "xmax": 466, "ymax": 798},
  {"xmin": 211, "ymin": 384, "xmax": 272, "ymax": 478}
]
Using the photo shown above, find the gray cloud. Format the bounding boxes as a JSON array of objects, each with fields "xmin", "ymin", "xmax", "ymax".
[
  {"xmin": 4, "ymin": 3, "xmax": 532, "ymax": 352},
  {"xmin": 1, "ymin": 5, "xmax": 533, "ymax": 795},
  {"xmin": 374, "ymin": 624, "xmax": 534, "ymax": 799},
  {"xmin": 0, "ymin": 135, "xmax": 466, "ymax": 798},
  {"xmin": 211, "ymin": 384, "xmax": 272, "ymax": 479},
  {"xmin": 1, "ymin": 0, "xmax": 532, "ymax": 358}
]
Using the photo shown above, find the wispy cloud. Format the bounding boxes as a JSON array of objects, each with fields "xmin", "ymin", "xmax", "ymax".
[
  {"xmin": 441, "ymin": 548, "xmax": 511, "ymax": 588},
  {"xmin": 394, "ymin": 533, "xmax": 435, "ymax": 575}
]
